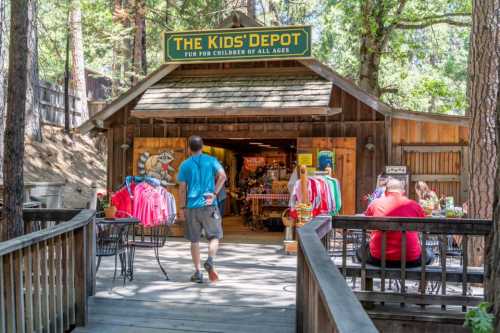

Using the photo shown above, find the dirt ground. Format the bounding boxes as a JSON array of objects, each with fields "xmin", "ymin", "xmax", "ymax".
[{"xmin": 24, "ymin": 125, "xmax": 107, "ymax": 208}]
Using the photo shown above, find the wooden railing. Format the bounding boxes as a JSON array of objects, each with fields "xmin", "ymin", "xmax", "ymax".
[
  {"xmin": 296, "ymin": 215, "xmax": 378, "ymax": 333},
  {"xmin": 0, "ymin": 209, "xmax": 96, "ymax": 333},
  {"xmin": 330, "ymin": 216, "xmax": 491, "ymax": 313}
]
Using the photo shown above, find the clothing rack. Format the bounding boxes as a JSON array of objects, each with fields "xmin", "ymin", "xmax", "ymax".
[{"xmin": 299, "ymin": 165, "xmax": 332, "ymax": 205}]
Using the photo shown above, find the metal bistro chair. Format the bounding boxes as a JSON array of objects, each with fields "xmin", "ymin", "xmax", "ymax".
[
  {"xmin": 127, "ymin": 215, "xmax": 176, "ymax": 281},
  {"xmin": 95, "ymin": 218, "xmax": 129, "ymax": 286}
]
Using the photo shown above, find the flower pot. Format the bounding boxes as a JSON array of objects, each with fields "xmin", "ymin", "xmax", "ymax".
[{"xmin": 104, "ymin": 206, "xmax": 117, "ymax": 219}]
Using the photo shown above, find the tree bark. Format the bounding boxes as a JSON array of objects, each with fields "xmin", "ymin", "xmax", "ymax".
[
  {"xmin": 0, "ymin": 0, "xmax": 7, "ymax": 174},
  {"xmin": 492, "ymin": 68, "xmax": 500, "ymax": 333},
  {"xmin": 487, "ymin": 2, "xmax": 500, "ymax": 328},
  {"xmin": 3, "ymin": 0, "xmax": 30, "ymax": 240},
  {"xmin": 358, "ymin": 0, "xmax": 406, "ymax": 96},
  {"xmin": 70, "ymin": 0, "xmax": 89, "ymax": 123},
  {"xmin": 132, "ymin": 0, "xmax": 146, "ymax": 85},
  {"xmin": 112, "ymin": 0, "xmax": 132, "ymax": 96},
  {"xmin": 247, "ymin": 0, "xmax": 256, "ymax": 19},
  {"xmin": 64, "ymin": 18, "xmax": 70, "ymax": 134},
  {"xmin": 25, "ymin": 0, "xmax": 42, "ymax": 142},
  {"xmin": 467, "ymin": 0, "xmax": 499, "ymax": 267}
]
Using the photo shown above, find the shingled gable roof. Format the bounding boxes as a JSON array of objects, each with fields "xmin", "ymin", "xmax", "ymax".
[{"xmin": 79, "ymin": 11, "xmax": 469, "ymax": 133}]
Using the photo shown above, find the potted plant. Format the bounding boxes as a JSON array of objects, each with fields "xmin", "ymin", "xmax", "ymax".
[{"xmin": 100, "ymin": 192, "xmax": 116, "ymax": 219}]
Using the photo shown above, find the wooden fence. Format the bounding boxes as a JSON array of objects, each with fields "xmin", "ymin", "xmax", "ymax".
[
  {"xmin": 393, "ymin": 145, "xmax": 469, "ymax": 204},
  {"xmin": 38, "ymin": 80, "xmax": 82, "ymax": 128},
  {"xmin": 0, "ymin": 209, "xmax": 95, "ymax": 333},
  {"xmin": 296, "ymin": 215, "xmax": 378, "ymax": 333}
]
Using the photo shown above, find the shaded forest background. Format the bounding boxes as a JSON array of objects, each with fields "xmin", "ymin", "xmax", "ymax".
[{"xmin": 1, "ymin": 0, "xmax": 472, "ymax": 117}]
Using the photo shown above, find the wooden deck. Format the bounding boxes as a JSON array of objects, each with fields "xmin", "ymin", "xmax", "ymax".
[{"xmin": 74, "ymin": 229, "xmax": 296, "ymax": 332}]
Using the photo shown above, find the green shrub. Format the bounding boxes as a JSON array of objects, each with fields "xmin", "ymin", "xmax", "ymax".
[{"xmin": 464, "ymin": 302, "xmax": 494, "ymax": 333}]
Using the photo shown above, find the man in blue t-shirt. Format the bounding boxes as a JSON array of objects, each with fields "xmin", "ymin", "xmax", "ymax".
[{"xmin": 177, "ymin": 136, "xmax": 227, "ymax": 283}]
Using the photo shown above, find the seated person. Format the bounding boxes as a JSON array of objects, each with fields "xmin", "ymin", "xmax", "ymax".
[
  {"xmin": 415, "ymin": 181, "xmax": 440, "ymax": 214},
  {"xmin": 357, "ymin": 178, "xmax": 434, "ymax": 268}
]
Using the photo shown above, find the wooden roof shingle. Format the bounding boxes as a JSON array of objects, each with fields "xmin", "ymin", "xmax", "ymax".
[{"xmin": 131, "ymin": 75, "xmax": 333, "ymax": 117}]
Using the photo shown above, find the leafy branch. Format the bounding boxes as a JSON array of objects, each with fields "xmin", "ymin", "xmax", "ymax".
[{"xmin": 396, "ymin": 13, "xmax": 471, "ymax": 29}]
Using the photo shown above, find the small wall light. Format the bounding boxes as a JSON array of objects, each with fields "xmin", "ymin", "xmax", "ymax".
[{"xmin": 365, "ymin": 136, "xmax": 375, "ymax": 152}]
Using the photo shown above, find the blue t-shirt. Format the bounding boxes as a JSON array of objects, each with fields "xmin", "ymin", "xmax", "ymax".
[{"xmin": 177, "ymin": 153, "xmax": 223, "ymax": 209}]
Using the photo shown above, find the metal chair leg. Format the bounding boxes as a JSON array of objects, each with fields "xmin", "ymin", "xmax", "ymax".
[
  {"xmin": 121, "ymin": 252, "xmax": 127, "ymax": 286},
  {"xmin": 128, "ymin": 246, "xmax": 136, "ymax": 281},
  {"xmin": 96, "ymin": 256, "xmax": 102, "ymax": 274},
  {"xmin": 154, "ymin": 246, "xmax": 169, "ymax": 280},
  {"xmin": 113, "ymin": 253, "xmax": 118, "ymax": 282}
]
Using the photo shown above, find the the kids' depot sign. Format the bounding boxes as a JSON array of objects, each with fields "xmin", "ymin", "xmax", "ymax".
[{"xmin": 163, "ymin": 26, "xmax": 311, "ymax": 62}]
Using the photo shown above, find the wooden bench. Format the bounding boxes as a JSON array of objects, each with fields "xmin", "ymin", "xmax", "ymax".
[{"xmin": 330, "ymin": 215, "xmax": 491, "ymax": 331}]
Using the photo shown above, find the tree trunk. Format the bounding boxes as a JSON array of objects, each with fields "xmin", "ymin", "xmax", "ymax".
[
  {"xmin": 358, "ymin": 0, "xmax": 405, "ymax": 96},
  {"xmin": 487, "ymin": 1, "xmax": 500, "ymax": 328},
  {"xmin": 0, "ymin": 0, "xmax": 7, "ymax": 174},
  {"xmin": 70, "ymin": 0, "xmax": 89, "ymax": 123},
  {"xmin": 132, "ymin": 0, "xmax": 146, "ymax": 85},
  {"xmin": 25, "ymin": 0, "xmax": 42, "ymax": 142},
  {"xmin": 247, "ymin": 0, "xmax": 256, "ymax": 19},
  {"xmin": 467, "ymin": 0, "xmax": 499, "ymax": 267},
  {"xmin": 3, "ymin": 0, "xmax": 30, "ymax": 240},
  {"xmin": 64, "ymin": 19, "xmax": 70, "ymax": 134},
  {"xmin": 491, "ymin": 71, "xmax": 500, "ymax": 333},
  {"xmin": 112, "ymin": 0, "xmax": 132, "ymax": 96}
]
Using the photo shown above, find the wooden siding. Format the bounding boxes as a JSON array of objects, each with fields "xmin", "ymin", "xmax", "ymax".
[
  {"xmin": 391, "ymin": 118, "xmax": 469, "ymax": 145},
  {"xmin": 391, "ymin": 119, "xmax": 470, "ymax": 204},
  {"xmin": 297, "ymin": 137, "xmax": 357, "ymax": 215},
  {"xmin": 106, "ymin": 88, "xmax": 386, "ymax": 214}
]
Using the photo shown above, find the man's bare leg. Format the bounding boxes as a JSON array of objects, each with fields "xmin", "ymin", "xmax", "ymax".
[
  {"xmin": 205, "ymin": 238, "xmax": 220, "ymax": 282},
  {"xmin": 208, "ymin": 238, "xmax": 219, "ymax": 258},
  {"xmin": 191, "ymin": 242, "xmax": 201, "ymax": 272}
]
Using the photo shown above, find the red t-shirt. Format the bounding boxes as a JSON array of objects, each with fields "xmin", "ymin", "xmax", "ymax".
[{"xmin": 365, "ymin": 192, "xmax": 425, "ymax": 261}]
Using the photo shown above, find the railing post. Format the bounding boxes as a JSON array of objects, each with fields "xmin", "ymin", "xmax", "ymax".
[
  {"xmin": 74, "ymin": 226, "xmax": 87, "ymax": 326},
  {"xmin": 296, "ymin": 243, "xmax": 305, "ymax": 333},
  {"xmin": 86, "ymin": 217, "xmax": 96, "ymax": 296}
]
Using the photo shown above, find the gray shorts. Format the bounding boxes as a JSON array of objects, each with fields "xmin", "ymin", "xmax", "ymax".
[{"xmin": 185, "ymin": 206, "xmax": 223, "ymax": 242}]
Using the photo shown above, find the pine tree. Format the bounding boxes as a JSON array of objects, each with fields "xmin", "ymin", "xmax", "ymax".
[
  {"xmin": 70, "ymin": 0, "xmax": 89, "ymax": 122},
  {"xmin": 25, "ymin": 0, "xmax": 42, "ymax": 142},
  {"xmin": 0, "ymin": 0, "xmax": 7, "ymax": 172},
  {"xmin": 3, "ymin": 0, "xmax": 31, "ymax": 240},
  {"xmin": 467, "ymin": 0, "xmax": 499, "ymax": 267}
]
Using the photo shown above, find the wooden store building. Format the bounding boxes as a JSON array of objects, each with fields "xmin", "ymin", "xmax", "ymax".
[{"xmin": 79, "ymin": 12, "xmax": 470, "ymax": 234}]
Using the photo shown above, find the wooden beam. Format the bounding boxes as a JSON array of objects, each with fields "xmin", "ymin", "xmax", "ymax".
[
  {"xmin": 182, "ymin": 130, "xmax": 300, "ymax": 139},
  {"xmin": 169, "ymin": 66, "xmax": 316, "ymax": 77},
  {"xmin": 401, "ymin": 145, "xmax": 465, "ymax": 153},
  {"xmin": 411, "ymin": 174, "xmax": 460, "ymax": 182},
  {"xmin": 390, "ymin": 109, "xmax": 470, "ymax": 127},
  {"xmin": 131, "ymin": 107, "xmax": 342, "ymax": 119}
]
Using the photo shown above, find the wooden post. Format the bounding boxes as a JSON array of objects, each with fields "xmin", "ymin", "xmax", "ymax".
[
  {"xmin": 299, "ymin": 165, "xmax": 309, "ymax": 204},
  {"xmin": 74, "ymin": 226, "xmax": 87, "ymax": 326},
  {"xmin": 87, "ymin": 182, "xmax": 97, "ymax": 296},
  {"xmin": 88, "ymin": 181, "xmax": 97, "ymax": 210},
  {"xmin": 86, "ymin": 217, "xmax": 96, "ymax": 297}
]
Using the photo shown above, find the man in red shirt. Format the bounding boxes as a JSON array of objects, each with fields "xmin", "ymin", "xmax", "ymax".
[{"xmin": 357, "ymin": 178, "xmax": 434, "ymax": 267}]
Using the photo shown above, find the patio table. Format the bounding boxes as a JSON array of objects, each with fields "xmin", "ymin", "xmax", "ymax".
[{"xmin": 95, "ymin": 217, "xmax": 140, "ymax": 283}]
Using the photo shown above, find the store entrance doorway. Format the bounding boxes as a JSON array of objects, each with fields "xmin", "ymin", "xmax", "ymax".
[{"xmin": 203, "ymin": 138, "xmax": 297, "ymax": 243}]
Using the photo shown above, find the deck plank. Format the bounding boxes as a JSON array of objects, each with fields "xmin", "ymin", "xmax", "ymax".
[{"xmin": 74, "ymin": 239, "xmax": 296, "ymax": 333}]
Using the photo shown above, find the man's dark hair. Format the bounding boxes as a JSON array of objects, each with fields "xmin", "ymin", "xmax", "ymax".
[{"xmin": 188, "ymin": 135, "xmax": 204, "ymax": 152}]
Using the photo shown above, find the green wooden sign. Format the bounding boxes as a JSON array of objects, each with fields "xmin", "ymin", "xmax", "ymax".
[{"xmin": 162, "ymin": 26, "xmax": 311, "ymax": 62}]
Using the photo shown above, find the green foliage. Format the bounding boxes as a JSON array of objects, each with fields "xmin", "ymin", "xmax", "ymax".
[
  {"xmin": 464, "ymin": 302, "xmax": 494, "ymax": 333},
  {"xmin": 36, "ymin": 0, "xmax": 471, "ymax": 114}
]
